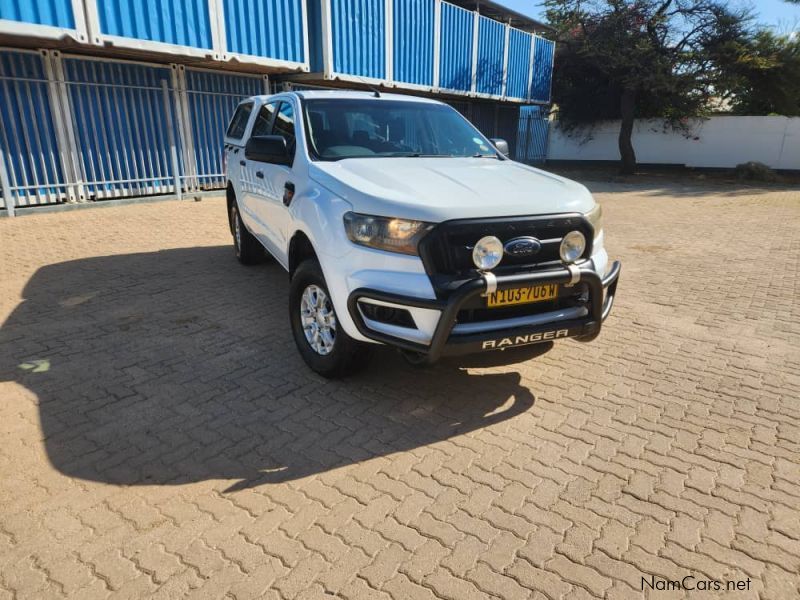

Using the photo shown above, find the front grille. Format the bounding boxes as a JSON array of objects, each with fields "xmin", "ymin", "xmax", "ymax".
[{"xmin": 418, "ymin": 214, "xmax": 593, "ymax": 279}]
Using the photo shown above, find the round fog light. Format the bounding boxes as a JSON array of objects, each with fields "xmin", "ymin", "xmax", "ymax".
[
  {"xmin": 472, "ymin": 236, "xmax": 503, "ymax": 270},
  {"xmin": 560, "ymin": 230, "xmax": 586, "ymax": 263}
]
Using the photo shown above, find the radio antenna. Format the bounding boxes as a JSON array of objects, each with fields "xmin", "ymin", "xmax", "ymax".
[{"xmin": 354, "ymin": 74, "xmax": 381, "ymax": 97}]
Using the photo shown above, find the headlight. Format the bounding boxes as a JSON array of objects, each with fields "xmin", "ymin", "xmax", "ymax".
[
  {"xmin": 560, "ymin": 230, "xmax": 586, "ymax": 263},
  {"xmin": 472, "ymin": 236, "xmax": 503, "ymax": 270},
  {"xmin": 343, "ymin": 212, "xmax": 433, "ymax": 255},
  {"xmin": 585, "ymin": 204, "xmax": 603, "ymax": 239}
]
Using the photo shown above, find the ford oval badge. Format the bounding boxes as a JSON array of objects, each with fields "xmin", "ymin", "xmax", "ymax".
[{"xmin": 504, "ymin": 236, "xmax": 542, "ymax": 257}]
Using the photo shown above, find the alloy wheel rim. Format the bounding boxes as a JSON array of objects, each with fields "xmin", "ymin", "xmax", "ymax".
[{"xmin": 300, "ymin": 284, "xmax": 336, "ymax": 355}]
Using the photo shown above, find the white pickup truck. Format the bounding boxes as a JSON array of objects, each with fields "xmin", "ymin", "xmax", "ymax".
[{"xmin": 224, "ymin": 90, "xmax": 620, "ymax": 377}]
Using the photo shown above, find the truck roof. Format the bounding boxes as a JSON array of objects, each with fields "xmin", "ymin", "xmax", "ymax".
[{"xmin": 247, "ymin": 90, "xmax": 445, "ymax": 105}]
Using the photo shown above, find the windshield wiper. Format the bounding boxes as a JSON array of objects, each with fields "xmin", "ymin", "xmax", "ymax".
[{"xmin": 386, "ymin": 152, "xmax": 452, "ymax": 158}]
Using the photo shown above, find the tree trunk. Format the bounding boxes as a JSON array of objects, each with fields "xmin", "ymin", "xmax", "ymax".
[{"xmin": 618, "ymin": 88, "xmax": 637, "ymax": 175}]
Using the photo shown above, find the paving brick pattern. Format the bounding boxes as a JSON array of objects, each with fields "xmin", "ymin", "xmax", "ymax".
[{"xmin": 1, "ymin": 184, "xmax": 798, "ymax": 599}]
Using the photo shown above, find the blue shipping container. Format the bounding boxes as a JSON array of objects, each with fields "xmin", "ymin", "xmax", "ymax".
[
  {"xmin": 330, "ymin": 0, "xmax": 386, "ymax": 79},
  {"xmin": 530, "ymin": 36, "xmax": 554, "ymax": 103},
  {"xmin": 307, "ymin": 0, "xmax": 324, "ymax": 72},
  {"xmin": 476, "ymin": 15, "xmax": 504, "ymax": 96},
  {"xmin": 438, "ymin": 1, "xmax": 472, "ymax": 92},
  {"xmin": 505, "ymin": 28, "xmax": 531, "ymax": 100},
  {"xmin": 0, "ymin": 0, "xmax": 74, "ymax": 28},
  {"xmin": 223, "ymin": 0, "xmax": 305, "ymax": 63},
  {"xmin": 393, "ymin": 0, "xmax": 434, "ymax": 86},
  {"xmin": 97, "ymin": 0, "xmax": 213, "ymax": 49}
]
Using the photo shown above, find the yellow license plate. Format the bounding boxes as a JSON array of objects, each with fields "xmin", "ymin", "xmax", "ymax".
[{"xmin": 487, "ymin": 284, "xmax": 558, "ymax": 308}]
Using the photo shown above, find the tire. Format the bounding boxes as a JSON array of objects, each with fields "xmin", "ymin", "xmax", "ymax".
[
  {"xmin": 230, "ymin": 202, "xmax": 263, "ymax": 265},
  {"xmin": 289, "ymin": 259, "xmax": 371, "ymax": 378}
]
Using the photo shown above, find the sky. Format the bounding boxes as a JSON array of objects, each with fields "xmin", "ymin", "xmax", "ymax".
[{"xmin": 498, "ymin": 0, "xmax": 800, "ymax": 33}]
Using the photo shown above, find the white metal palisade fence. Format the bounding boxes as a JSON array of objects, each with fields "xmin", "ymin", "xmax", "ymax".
[{"xmin": 0, "ymin": 48, "xmax": 267, "ymax": 216}]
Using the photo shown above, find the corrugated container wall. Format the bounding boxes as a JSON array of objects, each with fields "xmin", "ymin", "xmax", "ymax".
[
  {"xmin": 475, "ymin": 15, "xmax": 504, "ymax": 96},
  {"xmin": 1, "ymin": 0, "xmax": 75, "ymax": 28},
  {"xmin": 47, "ymin": 0, "xmax": 311, "ymax": 67},
  {"xmin": 505, "ymin": 28, "xmax": 531, "ymax": 100},
  {"xmin": 530, "ymin": 35, "xmax": 554, "ymax": 103},
  {"xmin": 438, "ymin": 1, "xmax": 473, "ymax": 92},
  {"xmin": 223, "ymin": 0, "xmax": 305, "ymax": 63},
  {"xmin": 307, "ymin": 0, "xmax": 325, "ymax": 72},
  {"xmin": 96, "ymin": 0, "xmax": 213, "ymax": 49},
  {"xmin": 2, "ymin": 0, "xmax": 555, "ymax": 101},
  {"xmin": 306, "ymin": 0, "xmax": 555, "ymax": 101},
  {"xmin": 330, "ymin": 0, "xmax": 386, "ymax": 79},
  {"xmin": 0, "ymin": 0, "xmax": 87, "ymax": 42},
  {"xmin": 393, "ymin": 0, "xmax": 434, "ymax": 87}
]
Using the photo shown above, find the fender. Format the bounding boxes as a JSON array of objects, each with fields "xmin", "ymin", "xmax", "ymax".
[
  {"xmin": 288, "ymin": 185, "xmax": 354, "ymax": 264},
  {"xmin": 287, "ymin": 185, "xmax": 369, "ymax": 342}
]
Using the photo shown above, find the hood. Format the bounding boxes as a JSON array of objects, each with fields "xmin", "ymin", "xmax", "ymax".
[{"xmin": 309, "ymin": 157, "xmax": 595, "ymax": 222}]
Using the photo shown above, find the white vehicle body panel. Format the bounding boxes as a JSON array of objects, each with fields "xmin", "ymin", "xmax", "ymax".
[{"xmin": 309, "ymin": 158, "xmax": 594, "ymax": 222}]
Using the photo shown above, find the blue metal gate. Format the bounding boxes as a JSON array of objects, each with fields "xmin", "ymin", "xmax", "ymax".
[
  {"xmin": 61, "ymin": 56, "xmax": 183, "ymax": 200},
  {"xmin": 184, "ymin": 68, "xmax": 265, "ymax": 189},
  {"xmin": 0, "ymin": 50, "xmax": 70, "ymax": 209},
  {"xmin": 516, "ymin": 105, "xmax": 549, "ymax": 163},
  {"xmin": 0, "ymin": 50, "xmax": 268, "ymax": 213}
]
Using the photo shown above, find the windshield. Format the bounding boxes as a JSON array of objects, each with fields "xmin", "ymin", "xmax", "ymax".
[{"xmin": 302, "ymin": 98, "xmax": 498, "ymax": 160}]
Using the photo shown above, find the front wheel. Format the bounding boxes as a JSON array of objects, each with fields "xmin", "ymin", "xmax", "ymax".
[{"xmin": 289, "ymin": 259, "xmax": 371, "ymax": 378}]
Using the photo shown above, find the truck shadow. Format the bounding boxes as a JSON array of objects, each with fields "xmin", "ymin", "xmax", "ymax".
[{"xmin": 1, "ymin": 246, "xmax": 543, "ymax": 491}]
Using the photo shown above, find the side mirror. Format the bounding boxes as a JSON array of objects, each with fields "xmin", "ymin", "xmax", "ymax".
[
  {"xmin": 245, "ymin": 135, "xmax": 291, "ymax": 165},
  {"xmin": 490, "ymin": 138, "xmax": 510, "ymax": 157}
]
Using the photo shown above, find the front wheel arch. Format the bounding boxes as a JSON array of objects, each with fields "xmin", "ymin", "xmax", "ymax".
[{"xmin": 288, "ymin": 231, "xmax": 317, "ymax": 279}]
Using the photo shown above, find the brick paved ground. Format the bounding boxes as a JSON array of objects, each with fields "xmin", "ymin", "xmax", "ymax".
[{"xmin": 1, "ymin": 182, "xmax": 798, "ymax": 600}]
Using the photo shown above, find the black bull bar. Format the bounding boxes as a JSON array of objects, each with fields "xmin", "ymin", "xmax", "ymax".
[{"xmin": 347, "ymin": 261, "xmax": 621, "ymax": 363}]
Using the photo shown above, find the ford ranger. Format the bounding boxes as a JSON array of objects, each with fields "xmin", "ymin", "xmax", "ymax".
[{"xmin": 224, "ymin": 90, "xmax": 620, "ymax": 377}]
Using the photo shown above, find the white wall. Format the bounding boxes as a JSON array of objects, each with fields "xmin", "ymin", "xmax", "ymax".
[{"xmin": 547, "ymin": 116, "xmax": 800, "ymax": 170}]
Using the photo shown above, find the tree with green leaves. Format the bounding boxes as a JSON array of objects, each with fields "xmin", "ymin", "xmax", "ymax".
[
  {"xmin": 544, "ymin": 0, "xmax": 751, "ymax": 174},
  {"xmin": 715, "ymin": 29, "xmax": 800, "ymax": 116}
]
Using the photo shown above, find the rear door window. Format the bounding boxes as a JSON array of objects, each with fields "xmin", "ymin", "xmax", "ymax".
[
  {"xmin": 251, "ymin": 102, "xmax": 277, "ymax": 138},
  {"xmin": 226, "ymin": 102, "xmax": 254, "ymax": 140}
]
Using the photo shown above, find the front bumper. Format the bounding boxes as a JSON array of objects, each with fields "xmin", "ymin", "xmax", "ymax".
[{"xmin": 347, "ymin": 260, "xmax": 621, "ymax": 363}]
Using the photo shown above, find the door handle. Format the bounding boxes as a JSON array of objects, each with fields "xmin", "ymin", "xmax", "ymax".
[
  {"xmin": 233, "ymin": 148, "xmax": 239, "ymax": 154},
  {"xmin": 283, "ymin": 181, "xmax": 295, "ymax": 207},
  {"xmin": 256, "ymin": 171, "xmax": 264, "ymax": 179},
  {"xmin": 239, "ymin": 160, "xmax": 246, "ymax": 166}
]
